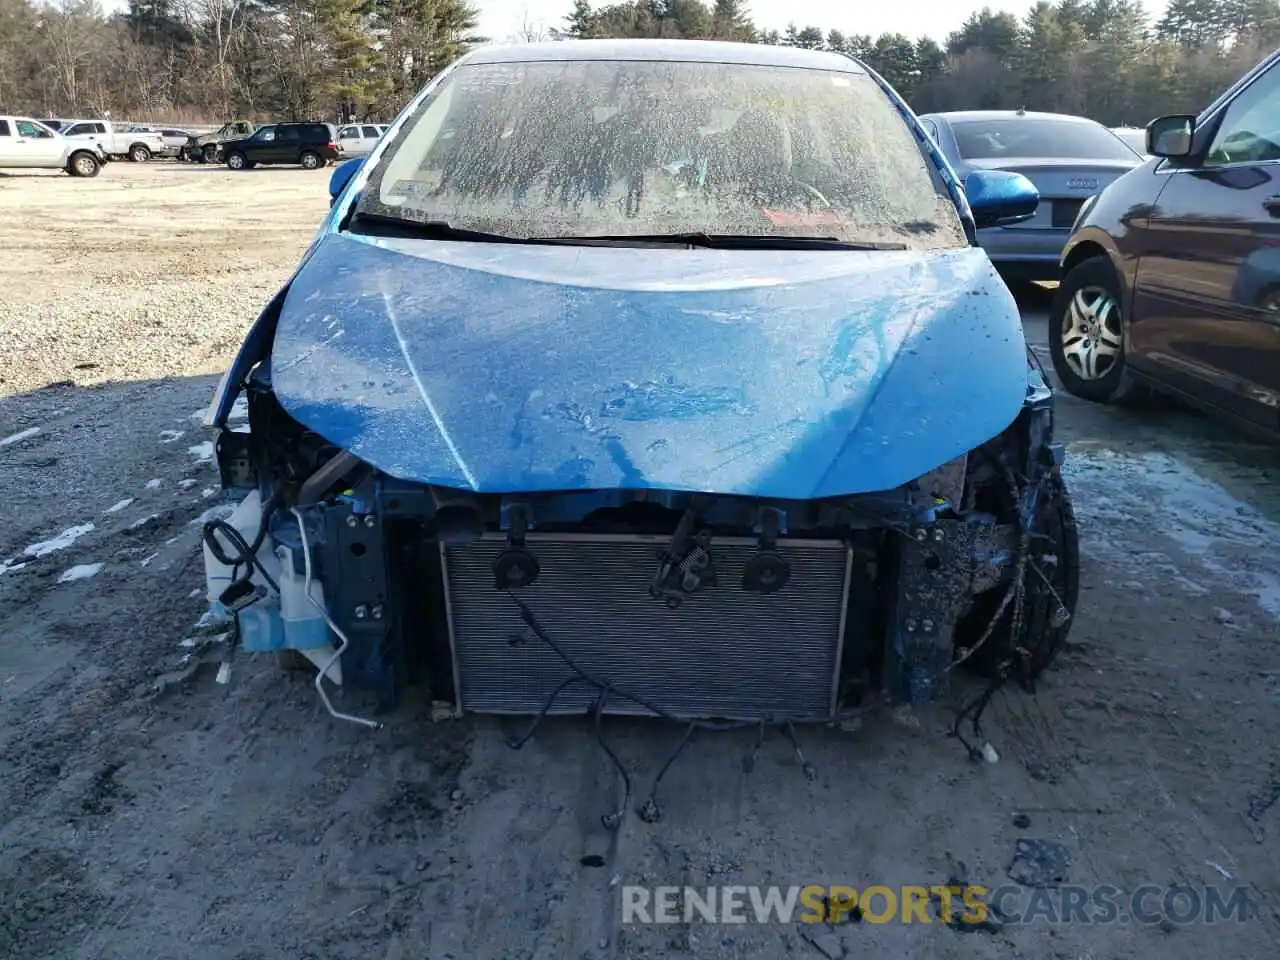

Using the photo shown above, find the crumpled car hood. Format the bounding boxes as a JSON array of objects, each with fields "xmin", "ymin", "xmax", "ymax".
[{"xmin": 270, "ymin": 233, "xmax": 1028, "ymax": 499}]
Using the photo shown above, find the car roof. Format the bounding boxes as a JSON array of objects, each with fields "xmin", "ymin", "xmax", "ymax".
[
  {"xmin": 927, "ymin": 110, "xmax": 1101, "ymax": 125},
  {"xmin": 464, "ymin": 38, "xmax": 865, "ymax": 73}
]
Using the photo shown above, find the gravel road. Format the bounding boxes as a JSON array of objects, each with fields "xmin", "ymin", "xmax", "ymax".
[{"xmin": 2, "ymin": 163, "xmax": 1280, "ymax": 960}]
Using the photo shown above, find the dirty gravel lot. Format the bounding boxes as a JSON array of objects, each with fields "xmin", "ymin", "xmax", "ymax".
[{"xmin": 2, "ymin": 162, "xmax": 1280, "ymax": 960}]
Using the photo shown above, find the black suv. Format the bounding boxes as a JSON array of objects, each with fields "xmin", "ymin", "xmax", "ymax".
[{"xmin": 222, "ymin": 122, "xmax": 340, "ymax": 170}]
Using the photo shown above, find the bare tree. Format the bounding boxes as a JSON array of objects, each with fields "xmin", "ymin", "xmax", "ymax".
[
  {"xmin": 513, "ymin": 9, "xmax": 548, "ymax": 42},
  {"xmin": 197, "ymin": 0, "xmax": 245, "ymax": 115}
]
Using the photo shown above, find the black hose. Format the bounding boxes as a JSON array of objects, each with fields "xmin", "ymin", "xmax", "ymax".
[{"xmin": 201, "ymin": 490, "xmax": 282, "ymax": 595}]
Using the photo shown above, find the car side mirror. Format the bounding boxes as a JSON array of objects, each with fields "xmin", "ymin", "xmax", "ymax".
[
  {"xmin": 1147, "ymin": 115, "xmax": 1194, "ymax": 158},
  {"xmin": 964, "ymin": 169, "xmax": 1039, "ymax": 229},
  {"xmin": 329, "ymin": 156, "xmax": 365, "ymax": 207}
]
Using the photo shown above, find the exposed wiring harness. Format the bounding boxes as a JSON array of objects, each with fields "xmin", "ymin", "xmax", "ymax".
[
  {"xmin": 950, "ymin": 458, "xmax": 1031, "ymax": 760},
  {"xmin": 949, "ymin": 450, "xmax": 1074, "ymax": 761},
  {"xmin": 503, "ymin": 591, "xmax": 848, "ymax": 828}
]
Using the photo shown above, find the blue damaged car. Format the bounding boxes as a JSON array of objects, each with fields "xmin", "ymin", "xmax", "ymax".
[{"xmin": 201, "ymin": 39, "xmax": 1077, "ymax": 786}]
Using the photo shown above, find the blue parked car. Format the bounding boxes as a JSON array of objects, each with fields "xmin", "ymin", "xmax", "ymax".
[{"xmin": 203, "ymin": 39, "xmax": 1075, "ymax": 804}]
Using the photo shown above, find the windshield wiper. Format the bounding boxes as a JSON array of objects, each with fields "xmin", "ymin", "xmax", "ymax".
[
  {"xmin": 350, "ymin": 212, "xmax": 530, "ymax": 244},
  {"xmin": 527, "ymin": 233, "xmax": 909, "ymax": 251},
  {"xmin": 350, "ymin": 215, "xmax": 908, "ymax": 251}
]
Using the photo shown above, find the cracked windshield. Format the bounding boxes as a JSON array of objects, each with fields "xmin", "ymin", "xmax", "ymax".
[{"xmin": 358, "ymin": 58, "xmax": 966, "ymax": 248}]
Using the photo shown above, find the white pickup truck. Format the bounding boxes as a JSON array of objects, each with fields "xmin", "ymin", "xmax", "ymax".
[
  {"xmin": 0, "ymin": 116, "xmax": 108, "ymax": 176},
  {"xmin": 59, "ymin": 119, "xmax": 167, "ymax": 162}
]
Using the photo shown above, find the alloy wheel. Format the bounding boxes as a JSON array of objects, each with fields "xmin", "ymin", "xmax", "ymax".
[
  {"xmin": 1061, "ymin": 285, "xmax": 1122, "ymax": 381},
  {"xmin": 75, "ymin": 156, "xmax": 97, "ymax": 176},
  {"xmin": 228, "ymin": 154, "xmax": 244, "ymax": 170},
  {"xmin": 301, "ymin": 152, "xmax": 319, "ymax": 169}
]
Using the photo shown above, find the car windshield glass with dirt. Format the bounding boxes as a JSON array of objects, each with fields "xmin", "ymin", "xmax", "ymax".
[
  {"xmin": 354, "ymin": 58, "xmax": 965, "ymax": 249},
  {"xmin": 953, "ymin": 118, "xmax": 1140, "ymax": 161}
]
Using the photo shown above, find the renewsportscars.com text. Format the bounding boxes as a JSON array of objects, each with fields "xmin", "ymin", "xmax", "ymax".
[{"xmin": 621, "ymin": 884, "xmax": 1250, "ymax": 926}]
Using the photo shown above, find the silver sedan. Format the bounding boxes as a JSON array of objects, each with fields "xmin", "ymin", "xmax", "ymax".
[{"xmin": 917, "ymin": 109, "xmax": 1144, "ymax": 283}]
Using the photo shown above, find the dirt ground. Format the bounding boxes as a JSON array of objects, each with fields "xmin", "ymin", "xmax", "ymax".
[{"xmin": 2, "ymin": 162, "xmax": 1279, "ymax": 960}]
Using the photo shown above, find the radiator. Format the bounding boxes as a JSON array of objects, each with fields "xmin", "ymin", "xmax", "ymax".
[{"xmin": 441, "ymin": 533, "xmax": 853, "ymax": 721}]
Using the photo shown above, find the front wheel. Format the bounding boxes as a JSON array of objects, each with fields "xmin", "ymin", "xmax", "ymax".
[
  {"xmin": 67, "ymin": 152, "xmax": 101, "ymax": 178},
  {"xmin": 226, "ymin": 152, "xmax": 249, "ymax": 171},
  {"xmin": 202, "ymin": 145, "xmax": 218, "ymax": 163},
  {"xmin": 299, "ymin": 150, "xmax": 321, "ymax": 170},
  {"xmin": 1048, "ymin": 256, "xmax": 1143, "ymax": 403},
  {"xmin": 128, "ymin": 144, "xmax": 151, "ymax": 162}
]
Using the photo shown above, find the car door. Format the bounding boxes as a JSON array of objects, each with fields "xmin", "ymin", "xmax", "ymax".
[
  {"xmin": 338, "ymin": 124, "xmax": 362, "ymax": 156},
  {"xmin": 247, "ymin": 125, "xmax": 278, "ymax": 163},
  {"xmin": 0, "ymin": 119, "xmax": 16, "ymax": 165},
  {"xmin": 14, "ymin": 119, "xmax": 65, "ymax": 166},
  {"xmin": 274, "ymin": 125, "xmax": 302, "ymax": 163},
  {"xmin": 1130, "ymin": 60, "xmax": 1280, "ymax": 428}
]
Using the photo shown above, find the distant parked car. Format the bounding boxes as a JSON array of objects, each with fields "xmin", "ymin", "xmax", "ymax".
[
  {"xmin": 1051, "ymin": 48, "xmax": 1280, "ymax": 441},
  {"xmin": 60, "ymin": 119, "xmax": 166, "ymax": 162},
  {"xmin": 156, "ymin": 129, "xmax": 192, "ymax": 155},
  {"xmin": 113, "ymin": 124, "xmax": 185, "ymax": 158},
  {"xmin": 221, "ymin": 122, "xmax": 340, "ymax": 170},
  {"xmin": 41, "ymin": 119, "xmax": 69, "ymax": 132},
  {"xmin": 917, "ymin": 109, "xmax": 1144, "ymax": 283},
  {"xmin": 336, "ymin": 123, "xmax": 389, "ymax": 158},
  {"xmin": 182, "ymin": 121, "xmax": 258, "ymax": 163},
  {"xmin": 0, "ymin": 116, "xmax": 108, "ymax": 176}
]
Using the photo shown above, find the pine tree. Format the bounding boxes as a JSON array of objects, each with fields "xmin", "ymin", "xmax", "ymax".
[
  {"xmin": 317, "ymin": 0, "xmax": 389, "ymax": 120},
  {"xmin": 565, "ymin": 0, "xmax": 597, "ymax": 37},
  {"xmin": 711, "ymin": 0, "xmax": 752, "ymax": 41}
]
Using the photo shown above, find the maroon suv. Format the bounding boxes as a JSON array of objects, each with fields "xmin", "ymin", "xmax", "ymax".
[{"xmin": 1051, "ymin": 48, "xmax": 1280, "ymax": 440}]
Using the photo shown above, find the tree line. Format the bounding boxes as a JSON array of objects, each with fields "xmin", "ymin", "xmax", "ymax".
[
  {"xmin": 563, "ymin": 0, "xmax": 1280, "ymax": 125},
  {"xmin": 1, "ymin": 0, "xmax": 1278, "ymax": 128},
  {"xmin": 0, "ymin": 0, "xmax": 482, "ymax": 124}
]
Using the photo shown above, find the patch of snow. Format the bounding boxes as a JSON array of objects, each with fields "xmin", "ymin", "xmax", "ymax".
[
  {"xmin": 1063, "ymin": 446, "xmax": 1280, "ymax": 618},
  {"xmin": 188, "ymin": 441, "xmax": 214, "ymax": 464},
  {"xmin": 0, "ymin": 559, "xmax": 29, "ymax": 576},
  {"xmin": 0, "ymin": 426, "xmax": 41, "ymax": 448},
  {"xmin": 188, "ymin": 587, "xmax": 202, "ymax": 598},
  {"xmin": 159, "ymin": 429, "xmax": 185, "ymax": 444},
  {"xmin": 202, "ymin": 487, "xmax": 219, "ymax": 499},
  {"xmin": 57, "ymin": 563, "xmax": 104, "ymax": 584},
  {"xmin": 23, "ymin": 523, "xmax": 95, "ymax": 558},
  {"xmin": 190, "ymin": 503, "xmax": 235, "ymax": 526},
  {"xmin": 139, "ymin": 552, "xmax": 159, "ymax": 567},
  {"xmin": 229, "ymin": 396, "xmax": 248, "ymax": 420},
  {"xmin": 128, "ymin": 513, "xmax": 160, "ymax": 531},
  {"xmin": 166, "ymin": 537, "xmax": 178, "ymax": 545},
  {"xmin": 178, "ymin": 479, "xmax": 199, "ymax": 490},
  {"xmin": 182, "ymin": 631, "xmax": 230, "ymax": 648},
  {"xmin": 144, "ymin": 478, "xmax": 162, "ymax": 489},
  {"xmin": 105, "ymin": 498, "xmax": 135, "ymax": 514},
  {"xmin": 194, "ymin": 607, "xmax": 231, "ymax": 629}
]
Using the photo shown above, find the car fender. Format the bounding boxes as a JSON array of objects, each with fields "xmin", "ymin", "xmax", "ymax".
[{"xmin": 204, "ymin": 282, "xmax": 292, "ymax": 427}]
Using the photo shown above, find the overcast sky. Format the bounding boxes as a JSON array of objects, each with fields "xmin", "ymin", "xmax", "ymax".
[{"xmin": 481, "ymin": 0, "xmax": 1173, "ymax": 42}]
